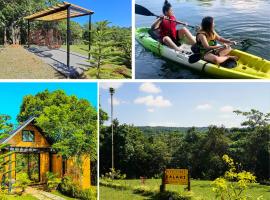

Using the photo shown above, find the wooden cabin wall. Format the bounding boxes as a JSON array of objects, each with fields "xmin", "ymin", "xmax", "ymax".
[
  {"xmin": 7, "ymin": 124, "xmax": 50, "ymax": 148},
  {"xmin": 66, "ymin": 155, "xmax": 91, "ymax": 189}
]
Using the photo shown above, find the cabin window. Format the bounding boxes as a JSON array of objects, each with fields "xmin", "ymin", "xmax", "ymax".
[{"xmin": 22, "ymin": 130, "xmax": 35, "ymax": 142}]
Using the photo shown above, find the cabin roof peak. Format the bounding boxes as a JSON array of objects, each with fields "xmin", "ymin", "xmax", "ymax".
[{"xmin": 0, "ymin": 116, "xmax": 36, "ymax": 144}]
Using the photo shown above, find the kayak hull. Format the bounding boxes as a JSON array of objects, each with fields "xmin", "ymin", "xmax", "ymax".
[{"xmin": 135, "ymin": 27, "xmax": 270, "ymax": 79}]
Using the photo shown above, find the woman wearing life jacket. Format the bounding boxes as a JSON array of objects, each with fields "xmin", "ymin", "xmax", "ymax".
[
  {"xmin": 196, "ymin": 16, "xmax": 238, "ymax": 64},
  {"xmin": 151, "ymin": 0, "xmax": 196, "ymax": 51}
]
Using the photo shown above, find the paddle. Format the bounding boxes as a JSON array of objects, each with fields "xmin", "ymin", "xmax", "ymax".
[
  {"xmin": 135, "ymin": 4, "xmax": 198, "ymax": 29},
  {"xmin": 188, "ymin": 41, "xmax": 244, "ymax": 64}
]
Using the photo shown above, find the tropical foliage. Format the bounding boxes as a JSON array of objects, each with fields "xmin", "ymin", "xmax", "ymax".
[
  {"xmin": 100, "ymin": 109, "xmax": 270, "ymax": 183},
  {"xmin": 17, "ymin": 89, "xmax": 97, "ymax": 160},
  {"xmin": 212, "ymin": 155, "xmax": 257, "ymax": 200}
]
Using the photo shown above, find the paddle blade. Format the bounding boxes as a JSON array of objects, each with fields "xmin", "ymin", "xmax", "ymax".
[
  {"xmin": 135, "ymin": 4, "xmax": 156, "ymax": 16},
  {"xmin": 188, "ymin": 54, "xmax": 201, "ymax": 64}
]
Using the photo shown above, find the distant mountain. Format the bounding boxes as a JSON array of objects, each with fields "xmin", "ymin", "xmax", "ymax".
[{"xmin": 136, "ymin": 126, "xmax": 209, "ymax": 134}]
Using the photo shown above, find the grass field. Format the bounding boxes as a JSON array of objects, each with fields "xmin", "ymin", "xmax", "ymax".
[
  {"xmin": 100, "ymin": 179, "xmax": 270, "ymax": 200},
  {"xmin": 3, "ymin": 194, "xmax": 38, "ymax": 200},
  {"xmin": 62, "ymin": 44, "xmax": 89, "ymax": 56},
  {"xmin": 0, "ymin": 46, "xmax": 64, "ymax": 79}
]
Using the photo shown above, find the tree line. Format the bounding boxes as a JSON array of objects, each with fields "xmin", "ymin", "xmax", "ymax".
[{"xmin": 100, "ymin": 109, "xmax": 269, "ymax": 184}]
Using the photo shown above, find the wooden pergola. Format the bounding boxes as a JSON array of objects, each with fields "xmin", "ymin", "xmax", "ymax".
[{"xmin": 24, "ymin": 1, "xmax": 94, "ymax": 74}]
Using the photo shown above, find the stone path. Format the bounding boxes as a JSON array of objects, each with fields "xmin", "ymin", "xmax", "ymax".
[
  {"xmin": 25, "ymin": 187, "xmax": 66, "ymax": 200},
  {"xmin": 27, "ymin": 46, "xmax": 91, "ymax": 78}
]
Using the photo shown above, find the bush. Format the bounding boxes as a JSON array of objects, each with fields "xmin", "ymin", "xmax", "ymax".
[
  {"xmin": 99, "ymin": 180, "xmax": 128, "ymax": 190},
  {"xmin": 102, "ymin": 168, "xmax": 126, "ymax": 180},
  {"xmin": 212, "ymin": 155, "xmax": 257, "ymax": 200},
  {"xmin": 13, "ymin": 173, "xmax": 31, "ymax": 195},
  {"xmin": 133, "ymin": 185, "xmax": 154, "ymax": 196},
  {"xmin": 0, "ymin": 191, "xmax": 7, "ymax": 200},
  {"xmin": 77, "ymin": 188, "xmax": 97, "ymax": 200},
  {"xmin": 45, "ymin": 172, "xmax": 61, "ymax": 192},
  {"xmin": 59, "ymin": 176, "xmax": 96, "ymax": 200}
]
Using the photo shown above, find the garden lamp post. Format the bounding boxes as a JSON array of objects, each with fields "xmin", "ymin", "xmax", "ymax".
[{"xmin": 109, "ymin": 87, "xmax": 115, "ymax": 170}]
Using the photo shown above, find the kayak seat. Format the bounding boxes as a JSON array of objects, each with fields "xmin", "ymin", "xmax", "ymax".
[
  {"xmin": 220, "ymin": 58, "xmax": 237, "ymax": 68},
  {"xmin": 148, "ymin": 29, "xmax": 160, "ymax": 41}
]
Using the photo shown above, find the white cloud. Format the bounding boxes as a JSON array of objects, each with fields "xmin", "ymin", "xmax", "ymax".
[
  {"xmin": 139, "ymin": 83, "xmax": 161, "ymax": 94},
  {"xmin": 147, "ymin": 108, "xmax": 155, "ymax": 112},
  {"xmin": 134, "ymin": 95, "xmax": 172, "ymax": 107},
  {"xmin": 100, "ymin": 83, "xmax": 123, "ymax": 90},
  {"xmin": 195, "ymin": 103, "xmax": 212, "ymax": 110},
  {"xmin": 220, "ymin": 105, "xmax": 234, "ymax": 113}
]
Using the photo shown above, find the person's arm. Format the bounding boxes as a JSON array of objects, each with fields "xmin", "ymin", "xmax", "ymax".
[
  {"xmin": 216, "ymin": 33, "xmax": 236, "ymax": 44},
  {"xmin": 151, "ymin": 16, "xmax": 164, "ymax": 30},
  {"xmin": 198, "ymin": 34, "xmax": 220, "ymax": 50}
]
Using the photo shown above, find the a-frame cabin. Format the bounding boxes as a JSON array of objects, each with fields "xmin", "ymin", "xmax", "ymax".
[{"xmin": 0, "ymin": 117, "xmax": 91, "ymax": 189}]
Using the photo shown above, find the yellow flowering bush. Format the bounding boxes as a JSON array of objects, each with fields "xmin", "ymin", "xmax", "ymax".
[{"xmin": 211, "ymin": 154, "xmax": 258, "ymax": 200}]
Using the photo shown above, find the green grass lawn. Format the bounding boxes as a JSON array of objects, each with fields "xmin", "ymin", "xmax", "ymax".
[
  {"xmin": 100, "ymin": 186, "xmax": 148, "ymax": 200},
  {"xmin": 100, "ymin": 179, "xmax": 270, "ymax": 200},
  {"xmin": 3, "ymin": 194, "xmax": 38, "ymax": 200},
  {"xmin": 62, "ymin": 44, "xmax": 89, "ymax": 56}
]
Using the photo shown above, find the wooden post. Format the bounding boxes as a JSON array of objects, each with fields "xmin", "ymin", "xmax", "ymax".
[
  {"xmin": 187, "ymin": 169, "xmax": 191, "ymax": 191},
  {"xmin": 88, "ymin": 14, "xmax": 92, "ymax": 60},
  {"xmin": 160, "ymin": 169, "xmax": 166, "ymax": 192},
  {"xmin": 27, "ymin": 20, "xmax": 30, "ymax": 48},
  {"xmin": 8, "ymin": 154, "xmax": 12, "ymax": 193},
  {"xmin": 66, "ymin": 6, "xmax": 71, "ymax": 75}
]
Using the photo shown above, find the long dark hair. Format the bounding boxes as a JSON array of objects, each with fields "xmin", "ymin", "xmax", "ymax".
[
  {"xmin": 163, "ymin": 0, "xmax": 172, "ymax": 15},
  {"xmin": 201, "ymin": 16, "xmax": 215, "ymax": 39}
]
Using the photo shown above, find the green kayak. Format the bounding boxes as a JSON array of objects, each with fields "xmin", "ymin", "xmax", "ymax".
[{"xmin": 136, "ymin": 27, "xmax": 270, "ymax": 79}]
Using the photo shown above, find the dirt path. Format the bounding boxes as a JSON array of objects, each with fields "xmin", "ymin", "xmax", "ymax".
[
  {"xmin": 25, "ymin": 187, "xmax": 66, "ymax": 200},
  {"xmin": 0, "ymin": 46, "xmax": 64, "ymax": 79}
]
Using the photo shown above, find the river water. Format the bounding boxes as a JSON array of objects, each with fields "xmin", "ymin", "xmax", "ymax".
[{"xmin": 135, "ymin": 0, "xmax": 270, "ymax": 79}]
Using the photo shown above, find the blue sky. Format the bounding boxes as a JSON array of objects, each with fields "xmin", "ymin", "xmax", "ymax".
[
  {"xmin": 100, "ymin": 82, "xmax": 270, "ymax": 128},
  {"xmin": 0, "ymin": 82, "xmax": 97, "ymax": 124},
  {"xmin": 69, "ymin": 0, "xmax": 131, "ymax": 27}
]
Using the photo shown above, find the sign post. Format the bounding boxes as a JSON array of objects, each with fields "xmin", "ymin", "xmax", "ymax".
[{"xmin": 160, "ymin": 169, "xmax": 190, "ymax": 192}]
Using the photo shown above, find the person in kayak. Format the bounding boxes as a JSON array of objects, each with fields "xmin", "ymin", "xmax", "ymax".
[
  {"xmin": 196, "ymin": 16, "xmax": 238, "ymax": 64},
  {"xmin": 151, "ymin": 0, "xmax": 196, "ymax": 51}
]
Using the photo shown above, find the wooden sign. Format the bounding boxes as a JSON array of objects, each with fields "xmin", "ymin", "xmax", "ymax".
[
  {"xmin": 160, "ymin": 168, "xmax": 190, "ymax": 192},
  {"xmin": 164, "ymin": 169, "xmax": 188, "ymax": 185}
]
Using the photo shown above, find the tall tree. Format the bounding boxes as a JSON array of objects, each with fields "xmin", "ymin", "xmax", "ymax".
[
  {"xmin": 0, "ymin": 114, "xmax": 13, "ymax": 193},
  {"xmin": 0, "ymin": 0, "xmax": 59, "ymax": 44},
  {"xmin": 88, "ymin": 21, "xmax": 124, "ymax": 78},
  {"xmin": 17, "ymin": 90, "xmax": 97, "ymax": 160}
]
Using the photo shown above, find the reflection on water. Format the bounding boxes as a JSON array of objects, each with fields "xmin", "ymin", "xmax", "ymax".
[{"xmin": 135, "ymin": 0, "xmax": 270, "ymax": 79}]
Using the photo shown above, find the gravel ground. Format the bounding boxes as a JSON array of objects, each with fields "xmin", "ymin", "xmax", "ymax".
[{"xmin": 0, "ymin": 46, "xmax": 64, "ymax": 79}]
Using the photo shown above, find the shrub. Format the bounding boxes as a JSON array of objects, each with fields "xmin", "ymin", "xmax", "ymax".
[
  {"xmin": 133, "ymin": 185, "xmax": 154, "ymax": 196},
  {"xmin": 59, "ymin": 176, "xmax": 96, "ymax": 200},
  {"xmin": 59, "ymin": 176, "xmax": 78, "ymax": 197},
  {"xmin": 0, "ymin": 191, "xmax": 7, "ymax": 200},
  {"xmin": 77, "ymin": 188, "xmax": 97, "ymax": 200},
  {"xmin": 45, "ymin": 172, "xmax": 61, "ymax": 192},
  {"xmin": 212, "ymin": 154, "xmax": 257, "ymax": 200},
  {"xmin": 102, "ymin": 168, "xmax": 126, "ymax": 180},
  {"xmin": 99, "ymin": 180, "xmax": 128, "ymax": 190},
  {"xmin": 13, "ymin": 173, "xmax": 31, "ymax": 195}
]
